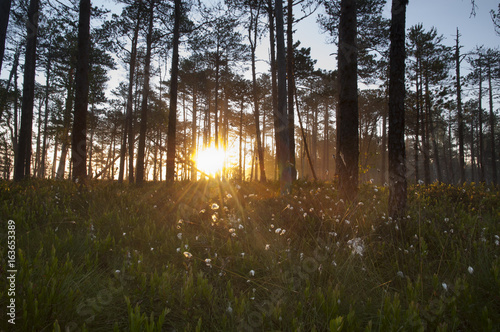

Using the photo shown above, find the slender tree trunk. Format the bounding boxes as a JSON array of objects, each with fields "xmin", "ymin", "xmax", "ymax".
[
  {"xmin": 414, "ymin": 70, "xmax": 420, "ymax": 183},
  {"xmin": 455, "ymin": 29, "xmax": 465, "ymax": 184},
  {"xmin": 136, "ymin": 0, "xmax": 155, "ymax": 184},
  {"xmin": 239, "ymin": 100, "xmax": 243, "ymax": 180},
  {"xmin": 423, "ymin": 71, "xmax": 431, "ymax": 183},
  {"xmin": 214, "ymin": 49, "xmax": 220, "ymax": 148},
  {"xmin": 478, "ymin": 63, "xmax": 485, "ymax": 182},
  {"xmin": 119, "ymin": 3, "xmax": 141, "ymax": 183},
  {"xmin": 380, "ymin": 102, "xmax": 387, "ymax": 184},
  {"xmin": 166, "ymin": 0, "xmax": 181, "ymax": 182},
  {"xmin": 0, "ymin": 0, "xmax": 12, "ymax": 76},
  {"xmin": 14, "ymin": 0, "xmax": 39, "ymax": 181},
  {"xmin": 487, "ymin": 56, "xmax": 497, "ymax": 185},
  {"xmin": 267, "ymin": 0, "xmax": 279, "ymax": 181},
  {"xmin": 118, "ymin": 106, "xmax": 128, "ymax": 182},
  {"xmin": 323, "ymin": 101, "xmax": 330, "ymax": 179},
  {"xmin": 52, "ymin": 138, "xmax": 58, "ymax": 178},
  {"xmin": 275, "ymin": 0, "xmax": 290, "ymax": 192},
  {"xmin": 249, "ymin": 4, "xmax": 266, "ymax": 182},
  {"xmin": 337, "ymin": 0, "xmax": 358, "ymax": 201},
  {"xmin": 71, "ymin": 0, "xmax": 91, "ymax": 183},
  {"xmin": 88, "ymin": 102, "xmax": 95, "ymax": 177},
  {"xmin": 40, "ymin": 48, "xmax": 51, "ymax": 178},
  {"xmin": 388, "ymin": 0, "xmax": 408, "ymax": 220},
  {"xmin": 287, "ymin": 0, "xmax": 296, "ymax": 180},
  {"xmin": 191, "ymin": 89, "xmax": 197, "ymax": 181},
  {"xmin": 56, "ymin": 67, "xmax": 75, "ymax": 179}
]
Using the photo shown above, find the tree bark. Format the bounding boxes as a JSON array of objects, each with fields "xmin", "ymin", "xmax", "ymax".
[
  {"xmin": 166, "ymin": 0, "xmax": 181, "ymax": 182},
  {"xmin": 487, "ymin": 55, "xmax": 497, "ymax": 185},
  {"xmin": 136, "ymin": 0, "xmax": 155, "ymax": 184},
  {"xmin": 455, "ymin": 29, "xmax": 465, "ymax": 184},
  {"xmin": 274, "ymin": 0, "xmax": 291, "ymax": 192},
  {"xmin": 286, "ymin": 0, "xmax": 296, "ymax": 180},
  {"xmin": 388, "ymin": 0, "xmax": 408, "ymax": 220},
  {"xmin": 336, "ymin": 0, "xmax": 358, "ymax": 201},
  {"xmin": 14, "ymin": 0, "xmax": 39, "ymax": 181},
  {"xmin": 249, "ymin": 3, "xmax": 266, "ymax": 182},
  {"xmin": 0, "ymin": 0, "xmax": 12, "ymax": 76},
  {"xmin": 119, "ymin": 1, "xmax": 141, "ymax": 183},
  {"xmin": 72, "ymin": 0, "xmax": 91, "ymax": 183}
]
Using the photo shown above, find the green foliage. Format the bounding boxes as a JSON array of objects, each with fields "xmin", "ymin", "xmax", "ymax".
[{"xmin": 0, "ymin": 179, "xmax": 499, "ymax": 330}]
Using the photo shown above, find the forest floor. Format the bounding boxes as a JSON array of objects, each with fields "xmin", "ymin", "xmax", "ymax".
[{"xmin": 1, "ymin": 179, "xmax": 499, "ymax": 331}]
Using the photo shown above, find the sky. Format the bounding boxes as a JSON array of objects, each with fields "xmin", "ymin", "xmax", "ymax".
[
  {"xmin": 286, "ymin": 0, "xmax": 499, "ymax": 75},
  {"xmin": 2, "ymin": 0, "xmax": 498, "ymax": 95}
]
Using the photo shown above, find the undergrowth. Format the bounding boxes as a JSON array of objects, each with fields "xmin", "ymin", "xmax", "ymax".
[{"xmin": 0, "ymin": 179, "xmax": 499, "ymax": 331}]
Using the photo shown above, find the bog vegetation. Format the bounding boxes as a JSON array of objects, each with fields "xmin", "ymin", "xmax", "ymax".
[{"xmin": 1, "ymin": 179, "xmax": 499, "ymax": 331}]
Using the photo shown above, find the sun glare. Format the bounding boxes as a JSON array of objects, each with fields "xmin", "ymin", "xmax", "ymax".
[{"xmin": 193, "ymin": 146, "xmax": 227, "ymax": 177}]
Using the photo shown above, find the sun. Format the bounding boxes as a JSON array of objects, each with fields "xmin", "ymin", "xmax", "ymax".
[{"xmin": 193, "ymin": 146, "xmax": 227, "ymax": 177}]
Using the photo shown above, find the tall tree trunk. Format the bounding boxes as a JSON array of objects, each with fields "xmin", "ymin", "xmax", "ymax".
[
  {"xmin": 380, "ymin": 102, "xmax": 387, "ymax": 185},
  {"xmin": 286, "ymin": 0, "xmax": 296, "ymax": 180},
  {"xmin": 423, "ymin": 71, "xmax": 431, "ymax": 184},
  {"xmin": 119, "ymin": 2, "xmax": 141, "ymax": 183},
  {"xmin": 274, "ymin": 0, "xmax": 290, "ymax": 192},
  {"xmin": 136, "ymin": 0, "xmax": 155, "ymax": 184},
  {"xmin": 324, "ymin": 101, "xmax": 330, "ymax": 179},
  {"xmin": 40, "ymin": 46, "xmax": 51, "ymax": 179},
  {"xmin": 56, "ymin": 67, "xmax": 75, "ymax": 179},
  {"xmin": 414, "ymin": 67, "xmax": 420, "ymax": 183},
  {"xmin": 166, "ymin": 0, "xmax": 181, "ymax": 182},
  {"xmin": 14, "ymin": 0, "xmax": 39, "ymax": 181},
  {"xmin": 0, "ymin": 0, "xmax": 12, "ymax": 76},
  {"xmin": 487, "ymin": 55, "xmax": 497, "ymax": 185},
  {"xmin": 249, "ymin": 4, "xmax": 266, "ymax": 182},
  {"xmin": 455, "ymin": 29, "xmax": 465, "ymax": 184},
  {"xmin": 71, "ymin": 0, "xmax": 91, "ymax": 183},
  {"xmin": 478, "ymin": 63, "xmax": 485, "ymax": 182},
  {"xmin": 52, "ymin": 138, "xmax": 58, "ymax": 178},
  {"xmin": 388, "ymin": 0, "xmax": 408, "ymax": 220},
  {"xmin": 239, "ymin": 100, "xmax": 244, "ymax": 180},
  {"xmin": 87, "ymin": 102, "xmax": 95, "ymax": 177},
  {"xmin": 267, "ymin": 0, "xmax": 278, "ymax": 180},
  {"xmin": 34, "ymin": 100, "xmax": 42, "ymax": 176},
  {"xmin": 337, "ymin": 0, "xmax": 358, "ymax": 201},
  {"xmin": 191, "ymin": 89, "xmax": 197, "ymax": 181},
  {"xmin": 214, "ymin": 48, "xmax": 220, "ymax": 148}
]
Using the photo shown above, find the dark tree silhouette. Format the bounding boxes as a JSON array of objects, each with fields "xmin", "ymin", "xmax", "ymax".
[
  {"xmin": 166, "ymin": 0, "xmax": 181, "ymax": 182},
  {"xmin": 388, "ymin": 0, "xmax": 408, "ymax": 219},
  {"xmin": 336, "ymin": 0, "xmax": 358, "ymax": 201},
  {"xmin": 14, "ymin": 0, "xmax": 39, "ymax": 181},
  {"xmin": 0, "ymin": 0, "xmax": 12, "ymax": 75},
  {"xmin": 71, "ymin": 0, "xmax": 91, "ymax": 183},
  {"xmin": 275, "ymin": 0, "xmax": 291, "ymax": 192},
  {"xmin": 136, "ymin": 0, "xmax": 155, "ymax": 184}
]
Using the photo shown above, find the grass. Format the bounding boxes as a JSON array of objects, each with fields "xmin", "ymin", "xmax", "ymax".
[{"xmin": 0, "ymin": 179, "xmax": 499, "ymax": 331}]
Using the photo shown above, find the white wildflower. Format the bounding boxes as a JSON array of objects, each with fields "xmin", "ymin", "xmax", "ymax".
[
  {"xmin": 265, "ymin": 244, "xmax": 270, "ymax": 250},
  {"xmin": 177, "ymin": 233, "xmax": 182, "ymax": 240},
  {"xmin": 211, "ymin": 203, "xmax": 220, "ymax": 210},
  {"xmin": 347, "ymin": 237, "xmax": 364, "ymax": 256},
  {"xmin": 468, "ymin": 266, "xmax": 474, "ymax": 274},
  {"xmin": 442, "ymin": 283, "xmax": 448, "ymax": 291},
  {"xmin": 249, "ymin": 270, "xmax": 255, "ymax": 276},
  {"xmin": 183, "ymin": 251, "xmax": 193, "ymax": 259}
]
